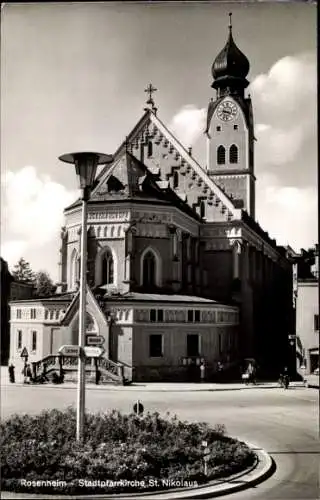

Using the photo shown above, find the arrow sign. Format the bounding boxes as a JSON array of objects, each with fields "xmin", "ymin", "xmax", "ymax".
[
  {"xmin": 84, "ymin": 346, "xmax": 105, "ymax": 358},
  {"xmin": 20, "ymin": 347, "xmax": 28, "ymax": 358},
  {"xmin": 86, "ymin": 335, "xmax": 105, "ymax": 346},
  {"xmin": 59, "ymin": 345, "xmax": 80, "ymax": 356}
]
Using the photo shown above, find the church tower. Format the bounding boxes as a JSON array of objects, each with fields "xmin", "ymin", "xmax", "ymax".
[{"xmin": 205, "ymin": 13, "xmax": 255, "ymax": 218}]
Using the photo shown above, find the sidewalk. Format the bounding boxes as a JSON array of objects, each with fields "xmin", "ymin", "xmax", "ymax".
[{"xmin": 1, "ymin": 379, "xmax": 307, "ymax": 391}]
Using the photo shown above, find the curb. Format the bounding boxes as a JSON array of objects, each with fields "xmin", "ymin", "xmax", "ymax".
[
  {"xmin": 1, "ymin": 382, "xmax": 305, "ymax": 392},
  {"xmin": 1, "ymin": 441, "xmax": 275, "ymax": 500}
]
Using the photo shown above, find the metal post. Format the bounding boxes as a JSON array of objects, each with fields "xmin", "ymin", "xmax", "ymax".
[{"xmin": 76, "ymin": 194, "xmax": 88, "ymax": 441}]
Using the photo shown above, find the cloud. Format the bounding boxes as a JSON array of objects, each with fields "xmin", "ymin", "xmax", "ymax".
[
  {"xmin": 250, "ymin": 52, "xmax": 316, "ymax": 168},
  {"xmin": 1, "ymin": 166, "xmax": 77, "ymax": 274},
  {"xmin": 256, "ymin": 173, "xmax": 317, "ymax": 251},
  {"xmin": 169, "ymin": 105, "xmax": 206, "ymax": 147}
]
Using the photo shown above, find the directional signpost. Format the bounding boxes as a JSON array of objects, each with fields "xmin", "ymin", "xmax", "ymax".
[
  {"xmin": 84, "ymin": 346, "xmax": 105, "ymax": 358},
  {"xmin": 86, "ymin": 335, "xmax": 105, "ymax": 346},
  {"xmin": 59, "ymin": 345, "xmax": 81, "ymax": 356},
  {"xmin": 201, "ymin": 440, "xmax": 210, "ymax": 475}
]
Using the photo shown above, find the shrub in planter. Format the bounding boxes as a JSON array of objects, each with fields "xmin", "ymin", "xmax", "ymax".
[{"xmin": 1, "ymin": 408, "xmax": 256, "ymax": 495}]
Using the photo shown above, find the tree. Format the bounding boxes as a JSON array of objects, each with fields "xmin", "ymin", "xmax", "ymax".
[
  {"xmin": 34, "ymin": 271, "xmax": 57, "ymax": 297},
  {"xmin": 12, "ymin": 258, "xmax": 35, "ymax": 284}
]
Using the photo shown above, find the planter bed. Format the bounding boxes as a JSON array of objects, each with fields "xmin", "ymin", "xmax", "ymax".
[{"xmin": 1, "ymin": 408, "xmax": 255, "ymax": 496}]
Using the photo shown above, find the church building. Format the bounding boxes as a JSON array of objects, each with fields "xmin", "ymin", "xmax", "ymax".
[{"xmin": 9, "ymin": 17, "xmax": 294, "ymax": 382}]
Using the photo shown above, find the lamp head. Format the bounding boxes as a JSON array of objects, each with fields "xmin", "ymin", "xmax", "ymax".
[{"xmin": 59, "ymin": 152, "xmax": 113, "ymax": 192}]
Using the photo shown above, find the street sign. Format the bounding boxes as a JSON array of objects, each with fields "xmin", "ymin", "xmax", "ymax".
[
  {"xmin": 133, "ymin": 400, "xmax": 144, "ymax": 415},
  {"xmin": 20, "ymin": 347, "xmax": 28, "ymax": 358},
  {"xmin": 84, "ymin": 346, "xmax": 105, "ymax": 358},
  {"xmin": 59, "ymin": 345, "xmax": 80, "ymax": 356},
  {"xmin": 86, "ymin": 335, "xmax": 105, "ymax": 346}
]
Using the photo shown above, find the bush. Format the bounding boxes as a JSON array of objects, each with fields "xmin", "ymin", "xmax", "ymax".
[{"xmin": 1, "ymin": 408, "xmax": 256, "ymax": 495}]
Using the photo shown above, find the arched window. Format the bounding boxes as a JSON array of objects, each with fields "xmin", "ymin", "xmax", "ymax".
[
  {"xmin": 70, "ymin": 249, "xmax": 79, "ymax": 290},
  {"xmin": 102, "ymin": 250, "xmax": 114, "ymax": 284},
  {"xmin": 147, "ymin": 141, "xmax": 153, "ymax": 157},
  {"xmin": 217, "ymin": 145, "xmax": 226, "ymax": 165},
  {"xmin": 143, "ymin": 251, "xmax": 156, "ymax": 287},
  {"xmin": 200, "ymin": 201, "xmax": 206, "ymax": 218},
  {"xmin": 173, "ymin": 171, "xmax": 179, "ymax": 189},
  {"xmin": 229, "ymin": 144, "xmax": 238, "ymax": 164}
]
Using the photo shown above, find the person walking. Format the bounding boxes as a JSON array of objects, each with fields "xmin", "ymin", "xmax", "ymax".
[
  {"xmin": 8, "ymin": 363, "xmax": 15, "ymax": 383},
  {"xmin": 200, "ymin": 362, "xmax": 205, "ymax": 383},
  {"xmin": 26, "ymin": 364, "xmax": 32, "ymax": 383}
]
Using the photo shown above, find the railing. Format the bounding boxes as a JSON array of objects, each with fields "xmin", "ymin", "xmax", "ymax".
[
  {"xmin": 32, "ymin": 353, "xmax": 126, "ymax": 384},
  {"xmin": 97, "ymin": 357, "xmax": 124, "ymax": 380}
]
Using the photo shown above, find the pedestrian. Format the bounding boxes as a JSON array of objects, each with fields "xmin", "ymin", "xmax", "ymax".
[
  {"xmin": 26, "ymin": 364, "xmax": 32, "ymax": 383},
  {"xmin": 200, "ymin": 362, "xmax": 205, "ymax": 383},
  {"xmin": 300, "ymin": 364, "xmax": 306, "ymax": 386},
  {"xmin": 8, "ymin": 363, "xmax": 15, "ymax": 383}
]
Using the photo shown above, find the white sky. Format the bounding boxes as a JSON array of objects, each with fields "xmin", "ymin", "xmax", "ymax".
[{"xmin": 1, "ymin": 2, "xmax": 317, "ymax": 281}]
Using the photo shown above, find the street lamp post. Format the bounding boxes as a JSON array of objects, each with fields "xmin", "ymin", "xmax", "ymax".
[{"xmin": 59, "ymin": 152, "xmax": 113, "ymax": 441}]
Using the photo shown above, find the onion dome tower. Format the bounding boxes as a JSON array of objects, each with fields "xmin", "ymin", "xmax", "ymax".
[
  {"xmin": 205, "ymin": 13, "xmax": 255, "ymax": 219},
  {"xmin": 211, "ymin": 13, "xmax": 250, "ymax": 98}
]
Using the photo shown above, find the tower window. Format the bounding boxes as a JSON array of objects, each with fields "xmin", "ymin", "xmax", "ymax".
[
  {"xmin": 143, "ymin": 251, "xmax": 156, "ymax": 287},
  {"xmin": 216, "ymin": 126, "xmax": 221, "ymax": 132},
  {"xmin": 217, "ymin": 145, "xmax": 226, "ymax": 165},
  {"xmin": 173, "ymin": 171, "xmax": 179, "ymax": 189},
  {"xmin": 102, "ymin": 250, "xmax": 114, "ymax": 284},
  {"xmin": 233, "ymin": 125, "xmax": 238, "ymax": 130},
  {"xmin": 147, "ymin": 141, "xmax": 153, "ymax": 157},
  {"xmin": 229, "ymin": 144, "xmax": 238, "ymax": 164}
]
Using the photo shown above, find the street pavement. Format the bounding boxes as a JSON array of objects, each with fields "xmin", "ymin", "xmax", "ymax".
[{"xmin": 1, "ymin": 382, "xmax": 319, "ymax": 499}]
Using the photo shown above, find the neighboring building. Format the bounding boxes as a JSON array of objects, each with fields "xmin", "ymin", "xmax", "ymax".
[
  {"xmin": 1, "ymin": 258, "xmax": 34, "ymax": 365},
  {"xmin": 1, "ymin": 258, "xmax": 13, "ymax": 365},
  {"xmin": 293, "ymin": 245, "xmax": 319, "ymax": 374},
  {"xmin": 9, "ymin": 18, "xmax": 294, "ymax": 381}
]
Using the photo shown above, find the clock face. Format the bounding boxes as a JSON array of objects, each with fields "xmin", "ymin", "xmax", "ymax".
[{"xmin": 216, "ymin": 100, "xmax": 238, "ymax": 121}]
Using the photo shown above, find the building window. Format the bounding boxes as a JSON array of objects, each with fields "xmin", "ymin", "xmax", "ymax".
[
  {"xmin": 173, "ymin": 171, "xmax": 179, "ymax": 189},
  {"xmin": 200, "ymin": 201, "xmax": 206, "ymax": 218},
  {"xmin": 143, "ymin": 251, "xmax": 156, "ymax": 287},
  {"xmin": 31, "ymin": 331, "xmax": 37, "ymax": 352},
  {"xmin": 147, "ymin": 141, "xmax": 153, "ymax": 157},
  {"xmin": 217, "ymin": 145, "xmax": 226, "ymax": 165},
  {"xmin": 50, "ymin": 310, "xmax": 54, "ymax": 320},
  {"xmin": 150, "ymin": 309, "xmax": 163, "ymax": 322},
  {"xmin": 17, "ymin": 330, "xmax": 22, "ymax": 349},
  {"xmin": 16, "ymin": 309, "xmax": 22, "ymax": 319},
  {"xmin": 216, "ymin": 126, "xmax": 221, "ymax": 132},
  {"xmin": 187, "ymin": 334, "xmax": 200, "ymax": 357},
  {"xmin": 30, "ymin": 308, "xmax": 36, "ymax": 319},
  {"xmin": 233, "ymin": 125, "xmax": 238, "ymax": 130},
  {"xmin": 314, "ymin": 314, "xmax": 319, "ymax": 332},
  {"xmin": 102, "ymin": 250, "xmax": 114, "ymax": 284},
  {"xmin": 55, "ymin": 310, "xmax": 60, "ymax": 320},
  {"xmin": 187, "ymin": 310, "xmax": 201, "ymax": 322},
  {"xmin": 149, "ymin": 334, "xmax": 163, "ymax": 357},
  {"xmin": 229, "ymin": 144, "xmax": 238, "ymax": 164}
]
